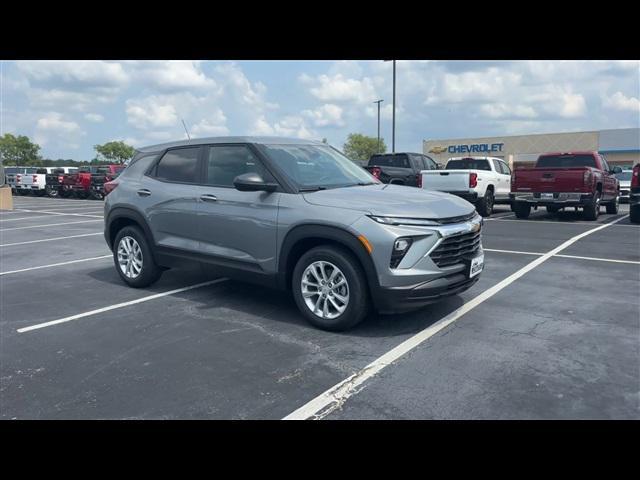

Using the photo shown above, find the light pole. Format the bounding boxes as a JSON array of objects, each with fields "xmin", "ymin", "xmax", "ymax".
[
  {"xmin": 383, "ymin": 59, "xmax": 396, "ymax": 153},
  {"xmin": 373, "ymin": 99, "xmax": 383, "ymax": 153}
]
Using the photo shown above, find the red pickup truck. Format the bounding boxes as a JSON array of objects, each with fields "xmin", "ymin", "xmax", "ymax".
[
  {"xmin": 61, "ymin": 164, "xmax": 124, "ymax": 199},
  {"xmin": 510, "ymin": 152, "xmax": 620, "ymax": 220}
]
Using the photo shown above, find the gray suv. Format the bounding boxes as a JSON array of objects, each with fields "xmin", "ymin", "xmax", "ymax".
[{"xmin": 104, "ymin": 137, "xmax": 484, "ymax": 331}]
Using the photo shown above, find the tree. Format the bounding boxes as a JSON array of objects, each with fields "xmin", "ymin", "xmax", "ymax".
[
  {"xmin": 343, "ymin": 133, "xmax": 386, "ymax": 163},
  {"xmin": 0, "ymin": 134, "xmax": 41, "ymax": 166},
  {"xmin": 94, "ymin": 141, "xmax": 135, "ymax": 164}
]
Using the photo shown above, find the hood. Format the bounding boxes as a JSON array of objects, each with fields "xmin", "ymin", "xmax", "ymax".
[{"xmin": 302, "ymin": 184, "xmax": 475, "ymax": 219}]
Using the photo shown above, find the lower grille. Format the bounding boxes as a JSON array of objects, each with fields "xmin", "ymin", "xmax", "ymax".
[{"xmin": 430, "ymin": 230, "xmax": 481, "ymax": 267}]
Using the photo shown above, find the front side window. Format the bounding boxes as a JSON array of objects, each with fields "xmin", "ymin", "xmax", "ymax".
[
  {"xmin": 206, "ymin": 145, "xmax": 271, "ymax": 187},
  {"xmin": 154, "ymin": 147, "xmax": 200, "ymax": 183},
  {"xmin": 261, "ymin": 144, "xmax": 378, "ymax": 189}
]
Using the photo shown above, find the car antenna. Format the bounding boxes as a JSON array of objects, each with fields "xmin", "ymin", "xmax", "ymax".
[{"xmin": 181, "ymin": 118, "xmax": 191, "ymax": 140}]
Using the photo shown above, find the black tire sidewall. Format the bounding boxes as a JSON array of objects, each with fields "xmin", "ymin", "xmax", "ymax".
[
  {"xmin": 630, "ymin": 205, "xmax": 640, "ymax": 223},
  {"xmin": 113, "ymin": 225, "xmax": 162, "ymax": 288},
  {"xmin": 514, "ymin": 202, "xmax": 531, "ymax": 218},
  {"xmin": 292, "ymin": 246, "xmax": 369, "ymax": 331}
]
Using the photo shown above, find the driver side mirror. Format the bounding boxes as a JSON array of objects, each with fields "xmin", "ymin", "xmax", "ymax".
[
  {"xmin": 611, "ymin": 166, "xmax": 623, "ymax": 174},
  {"xmin": 233, "ymin": 172, "xmax": 278, "ymax": 192}
]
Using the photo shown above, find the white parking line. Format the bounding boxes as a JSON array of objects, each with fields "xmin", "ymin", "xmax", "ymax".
[
  {"xmin": 283, "ymin": 214, "xmax": 630, "ymax": 420},
  {"xmin": 484, "ymin": 248, "xmax": 640, "ymax": 265},
  {"xmin": 0, "ymin": 255, "xmax": 112, "ymax": 276},
  {"xmin": 13, "ymin": 209, "xmax": 103, "ymax": 219},
  {"xmin": 485, "ymin": 216, "xmax": 636, "ymax": 226},
  {"xmin": 0, "ymin": 219, "xmax": 102, "ymax": 231},
  {"xmin": 0, "ymin": 232, "xmax": 103, "ymax": 247},
  {"xmin": 17, "ymin": 278, "xmax": 229, "ymax": 333}
]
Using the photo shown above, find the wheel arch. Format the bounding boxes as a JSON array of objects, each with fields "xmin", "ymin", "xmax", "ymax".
[{"xmin": 105, "ymin": 207, "xmax": 156, "ymax": 254}]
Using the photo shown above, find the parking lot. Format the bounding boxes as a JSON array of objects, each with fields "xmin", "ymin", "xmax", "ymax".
[{"xmin": 1, "ymin": 195, "xmax": 638, "ymax": 419}]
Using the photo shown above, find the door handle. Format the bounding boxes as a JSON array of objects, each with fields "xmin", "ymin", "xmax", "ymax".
[
  {"xmin": 200, "ymin": 194, "xmax": 218, "ymax": 202},
  {"xmin": 137, "ymin": 189, "xmax": 151, "ymax": 197}
]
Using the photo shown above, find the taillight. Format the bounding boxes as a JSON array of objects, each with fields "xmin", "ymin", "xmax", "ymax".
[
  {"xmin": 583, "ymin": 170, "xmax": 592, "ymax": 186},
  {"xmin": 16, "ymin": 174, "xmax": 21, "ymax": 184},
  {"xmin": 416, "ymin": 173, "xmax": 422, "ymax": 188},
  {"xmin": 104, "ymin": 181, "xmax": 118, "ymax": 195},
  {"xmin": 469, "ymin": 172, "xmax": 478, "ymax": 188},
  {"xmin": 33, "ymin": 175, "xmax": 38, "ymax": 183},
  {"xmin": 371, "ymin": 167, "xmax": 381, "ymax": 179},
  {"xmin": 632, "ymin": 165, "xmax": 640, "ymax": 188},
  {"xmin": 58, "ymin": 175, "xmax": 64, "ymax": 183}
]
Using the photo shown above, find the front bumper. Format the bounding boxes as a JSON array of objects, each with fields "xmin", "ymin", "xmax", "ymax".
[
  {"xmin": 510, "ymin": 192, "xmax": 593, "ymax": 207},
  {"xmin": 374, "ymin": 269, "xmax": 480, "ymax": 314}
]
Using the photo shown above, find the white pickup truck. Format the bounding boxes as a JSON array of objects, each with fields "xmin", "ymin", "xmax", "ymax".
[{"xmin": 421, "ymin": 156, "xmax": 512, "ymax": 216}]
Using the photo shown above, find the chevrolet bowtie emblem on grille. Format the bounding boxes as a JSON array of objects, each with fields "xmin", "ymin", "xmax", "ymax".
[{"xmin": 428, "ymin": 146, "xmax": 448, "ymax": 154}]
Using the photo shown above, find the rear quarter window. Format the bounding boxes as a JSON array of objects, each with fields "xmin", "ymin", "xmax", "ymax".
[{"xmin": 446, "ymin": 159, "xmax": 491, "ymax": 171}]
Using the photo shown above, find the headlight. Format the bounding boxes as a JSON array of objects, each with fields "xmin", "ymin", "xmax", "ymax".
[{"xmin": 368, "ymin": 215, "xmax": 441, "ymax": 227}]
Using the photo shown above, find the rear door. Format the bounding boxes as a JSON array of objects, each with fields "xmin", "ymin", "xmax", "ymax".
[
  {"xmin": 493, "ymin": 159, "xmax": 511, "ymax": 199},
  {"xmin": 140, "ymin": 146, "xmax": 203, "ymax": 253},
  {"xmin": 196, "ymin": 144, "xmax": 280, "ymax": 273}
]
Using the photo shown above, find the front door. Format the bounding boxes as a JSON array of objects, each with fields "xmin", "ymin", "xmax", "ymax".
[{"xmin": 197, "ymin": 144, "xmax": 280, "ymax": 273}]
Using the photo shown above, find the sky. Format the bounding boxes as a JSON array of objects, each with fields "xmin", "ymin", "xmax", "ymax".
[{"xmin": 1, "ymin": 60, "xmax": 639, "ymax": 160}]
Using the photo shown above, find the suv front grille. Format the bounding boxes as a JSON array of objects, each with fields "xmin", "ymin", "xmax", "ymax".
[
  {"xmin": 430, "ymin": 230, "xmax": 481, "ymax": 267},
  {"xmin": 434, "ymin": 212, "xmax": 476, "ymax": 225}
]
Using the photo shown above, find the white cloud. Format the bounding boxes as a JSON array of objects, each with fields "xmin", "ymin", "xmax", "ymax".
[
  {"xmin": 302, "ymin": 104, "xmax": 344, "ymax": 127},
  {"xmin": 301, "ymin": 73, "xmax": 378, "ymax": 104},
  {"xmin": 34, "ymin": 112, "xmax": 84, "ymax": 148},
  {"xmin": 426, "ymin": 69, "xmax": 522, "ymax": 104},
  {"xmin": 84, "ymin": 113, "xmax": 104, "ymax": 123},
  {"xmin": 127, "ymin": 61, "xmax": 218, "ymax": 92},
  {"xmin": 190, "ymin": 111, "xmax": 230, "ymax": 137},
  {"xmin": 126, "ymin": 96, "xmax": 180, "ymax": 129},
  {"xmin": 479, "ymin": 103, "xmax": 538, "ymax": 119},
  {"xmin": 251, "ymin": 115, "xmax": 315, "ymax": 139},
  {"xmin": 603, "ymin": 91, "xmax": 640, "ymax": 112},
  {"xmin": 215, "ymin": 62, "xmax": 277, "ymax": 111},
  {"xmin": 17, "ymin": 61, "xmax": 129, "ymax": 88}
]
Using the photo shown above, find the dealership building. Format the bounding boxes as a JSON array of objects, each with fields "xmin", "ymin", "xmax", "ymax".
[{"xmin": 423, "ymin": 128, "xmax": 640, "ymax": 169}]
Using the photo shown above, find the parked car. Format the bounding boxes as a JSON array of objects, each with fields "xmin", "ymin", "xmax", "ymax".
[
  {"xmin": 104, "ymin": 137, "xmax": 484, "ymax": 331},
  {"xmin": 44, "ymin": 167, "xmax": 78, "ymax": 197},
  {"xmin": 61, "ymin": 165, "xmax": 124, "ymax": 199},
  {"xmin": 364, "ymin": 152, "xmax": 439, "ymax": 187},
  {"xmin": 421, "ymin": 156, "xmax": 512, "ymax": 217},
  {"xmin": 5, "ymin": 167, "xmax": 38, "ymax": 195},
  {"xmin": 510, "ymin": 151, "xmax": 620, "ymax": 220},
  {"xmin": 630, "ymin": 163, "xmax": 640, "ymax": 224},
  {"xmin": 614, "ymin": 167, "xmax": 632, "ymax": 203}
]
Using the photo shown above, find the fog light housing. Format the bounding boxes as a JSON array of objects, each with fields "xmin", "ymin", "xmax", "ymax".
[{"xmin": 390, "ymin": 237, "xmax": 413, "ymax": 269}]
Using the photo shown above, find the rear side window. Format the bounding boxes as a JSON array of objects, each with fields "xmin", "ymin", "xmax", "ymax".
[
  {"xmin": 154, "ymin": 147, "xmax": 200, "ymax": 183},
  {"xmin": 369, "ymin": 154, "xmax": 410, "ymax": 168},
  {"xmin": 446, "ymin": 158, "xmax": 491, "ymax": 171},
  {"xmin": 536, "ymin": 155, "xmax": 597, "ymax": 168},
  {"xmin": 123, "ymin": 154, "xmax": 158, "ymax": 179},
  {"xmin": 206, "ymin": 145, "xmax": 272, "ymax": 187}
]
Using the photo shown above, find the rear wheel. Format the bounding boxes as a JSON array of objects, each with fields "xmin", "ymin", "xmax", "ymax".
[
  {"xmin": 605, "ymin": 194, "xmax": 619, "ymax": 214},
  {"xmin": 475, "ymin": 189, "xmax": 494, "ymax": 217},
  {"xmin": 113, "ymin": 225, "xmax": 163, "ymax": 288},
  {"xmin": 630, "ymin": 204, "xmax": 640, "ymax": 224},
  {"xmin": 292, "ymin": 245, "xmax": 369, "ymax": 331},
  {"xmin": 583, "ymin": 192, "xmax": 601, "ymax": 221},
  {"xmin": 46, "ymin": 186, "xmax": 59, "ymax": 197},
  {"xmin": 513, "ymin": 202, "xmax": 531, "ymax": 219}
]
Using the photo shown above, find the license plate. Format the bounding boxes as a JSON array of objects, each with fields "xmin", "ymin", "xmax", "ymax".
[
  {"xmin": 541, "ymin": 193, "xmax": 554, "ymax": 199},
  {"xmin": 469, "ymin": 254, "xmax": 484, "ymax": 278}
]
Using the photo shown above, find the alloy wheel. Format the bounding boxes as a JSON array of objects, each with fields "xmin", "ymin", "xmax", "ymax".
[
  {"xmin": 117, "ymin": 236, "xmax": 143, "ymax": 279},
  {"xmin": 301, "ymin": 261, "xmax": 349, "ymax": 319}
]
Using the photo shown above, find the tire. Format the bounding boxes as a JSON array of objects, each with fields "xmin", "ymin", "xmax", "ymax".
[
  {"xmin": 582, "ymin": 192, "xmax": 601, "ymax": 221},
  {"xmin": 113, "ymin": 225, "xmax": 163, "ymax": 288},
  {"xmin": 90, "ymin": 189, "xmax": 104, "ymax": 201},
  {"xmin": 16, "ymin": 189, "xmax": 29, "ymax": 196},
  {"xmin": 292, "ymin": 245, "xmax": 369, "ymax": 331},
  {"xmin": 546, "ymin": 206, "xmax": 560, "ymax": 214},
  {"xmin": 513, "ymin": 202, "xmax": 531, "ymax": 219},
  {"xmin": 475, "ymin": 189, "xmax": 494, "ymax": 217},
  {"xmin": 605, "ymin": 194, "xmax": 619, "ymax": 214},
  {"xmin": 630, "ymin": 204, "xmax": 640, "ymax": 224},
  {"xmin": 46, "ymin": 186, "xmax": 59, "ymax": 198}
]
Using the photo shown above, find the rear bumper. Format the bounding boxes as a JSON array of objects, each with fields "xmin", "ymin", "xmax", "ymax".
[
  {"xmin": 630, "ymin": 191, "xmax": 640, "ymax": 206},
  {"xmin": 510, "ymin": 192, "xmax": 593, "ymax": 207},
  {"xmin": 447, "ymin": 191, "xmax": 478, "ymax": 203},
  {"xmin": 373, "ymin": 270, "xmax": 481, "ymax": 314}
]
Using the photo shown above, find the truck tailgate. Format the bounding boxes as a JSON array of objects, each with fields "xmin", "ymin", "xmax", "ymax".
[
  {"xmin": 514, "ymin": 168, "xmax": 588, "ymax": 192},
  {"xmin": 421, "ymin": 170, "xmax": 469, "ymax": 192}
]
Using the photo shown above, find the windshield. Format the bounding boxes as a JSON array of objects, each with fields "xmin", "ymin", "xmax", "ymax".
[
  {"xmin": 446, "ymin": 158, "xmax": 491, "ymax": 171},
  {"xmin": 614, "ymin": 171, "xmax": 632, "ymax": 181},
  {"xmin": 536, "ymin": 155, "xmax": 596, "ymax": 168},
  {"xmin": 261, "ymin": 144, "xmax": 379, "ymax": 189},
  {"xmin": 369, "ymin": 154, "xmax": 410, "ymax": 168}
]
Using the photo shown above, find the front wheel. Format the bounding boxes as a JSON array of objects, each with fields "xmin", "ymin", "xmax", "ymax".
[
  {"xmin": 476, "ymin": 189, "xmax": 494, "ymax": 217},
  {"xmin": 113, "ymin": 225, "xmax": 163, "ymax": 288},
  {"xmin": 292, "ymin": 245, "xmax": 369, "ymax": 331},
  {"xmin": 605, "ymin": 195, "xmax": 619, "ymax": 214}
]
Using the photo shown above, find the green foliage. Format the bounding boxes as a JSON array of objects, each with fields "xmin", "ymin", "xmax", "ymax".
[
  {"xmin": 0, "ymin": 133, "xmax": 41, "ymax": 166},
  {"xmin": 94, "ymin": 141, "xmax": 136, "ymax": 164},
  {"xmin": 343, "ymin": 133, "xmax": 386, "ymax": 163}
]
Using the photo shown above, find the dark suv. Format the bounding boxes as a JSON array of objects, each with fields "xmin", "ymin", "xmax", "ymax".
[{"xmin": 104, "ymin": 137, "xmax": 484, "ymax": 331}]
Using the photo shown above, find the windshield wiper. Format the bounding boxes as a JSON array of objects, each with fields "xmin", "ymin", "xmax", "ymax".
[{"xmin": 298, "ymin": 186, "xmax": 327, "ymax": 192}]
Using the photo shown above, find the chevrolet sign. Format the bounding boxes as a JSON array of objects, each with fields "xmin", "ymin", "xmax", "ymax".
[{"xmin": 428, "ymin": 146, "xmax": 448, "ymax": 154}]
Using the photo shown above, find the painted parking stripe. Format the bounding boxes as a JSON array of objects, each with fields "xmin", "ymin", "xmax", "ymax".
[
  {"xmin": 0, "ymin": 219, "xmax": 102, "ymax": 231},
  {"xmin": 13, "ymin": 209, "xmax": 103, "ymax": 219},
  {"xmin": 484, "ymin": 248, "xmax": 640, "ymax": 265},
  {"xmin": 283, "ymin": 214, "xmax": 630, "ymax": 420},
  {"xmin": 0, "ymin": 232, "xmax": 103, "ymax": 247},
  {"xmin": 0, "ymin": 255, "xmax": 112, "ymax": 276},
  {"xmin": 17, "ymin": 278, "xmax": 229, "ymax": 333},
  {"xmin": 1, "ymin": 213, "xmax": 101, "ymax": 222}
]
